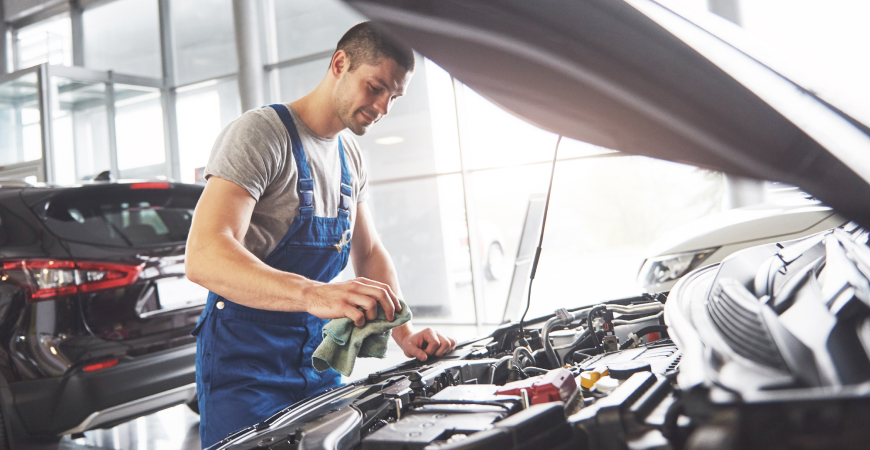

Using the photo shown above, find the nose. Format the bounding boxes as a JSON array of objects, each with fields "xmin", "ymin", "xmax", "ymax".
[{"xmin": 372, "ymin": 95, "xmax": 390, "ymax": 117}]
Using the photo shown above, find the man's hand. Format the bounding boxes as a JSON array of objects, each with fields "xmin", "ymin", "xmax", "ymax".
[
  {"xmin": 304, "ymin": 277, "xmax": 402, "ymax": 326},
  {"xmin": 395, "ymin": 327, "xmax": 457, "ymax": 362}
]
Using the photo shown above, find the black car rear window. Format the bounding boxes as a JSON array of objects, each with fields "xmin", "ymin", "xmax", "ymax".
[{"xmin": 39, "ymin": 185, "xmax": 200, "ymax": 247}]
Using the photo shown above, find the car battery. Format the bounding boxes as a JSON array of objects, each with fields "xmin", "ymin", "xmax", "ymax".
[{"xmin": 495, "ymin": 368, "xmax": 579, "ymax": 406}]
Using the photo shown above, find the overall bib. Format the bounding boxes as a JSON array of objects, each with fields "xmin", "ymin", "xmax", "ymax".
[{"xmin": 192, "ymin": 104, "xmax": 352, "ymax": 448}]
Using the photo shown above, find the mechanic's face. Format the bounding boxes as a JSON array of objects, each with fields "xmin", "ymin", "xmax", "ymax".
[{"xmin": 333, "ymin": 55, "xmax": 412, "ymax": 135}]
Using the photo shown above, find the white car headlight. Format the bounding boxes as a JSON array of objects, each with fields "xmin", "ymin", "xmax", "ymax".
[{"xmin": 638, "ymin": 248, "xmax": 718, "ymax": 291}]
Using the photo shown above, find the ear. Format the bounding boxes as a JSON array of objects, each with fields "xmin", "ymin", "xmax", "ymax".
[{"xmin": 330, "ymin": 50, "xmax": 350, "ymax": 78}]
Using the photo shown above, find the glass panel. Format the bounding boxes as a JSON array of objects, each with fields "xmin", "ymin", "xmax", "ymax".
[
  {"xmin": 0, "ymin": 72, "xmax": 42, "ymax": 166},
  {"xmin": 114, "ymin": 84, "xmax": 166, "ymax": 178},
  {"xmin": 50, "ymin": 77, "xmax": 112, "ymax": 185},
  {"xmin": 456, "ymin": 84, "xmax": 561, "ymax": 170},
  {"xmin": 356, "ymin": 57, "xmax": 460, "ymax": 182},
  {"xmin": 277, "ymin": 57, "xmax": 330, "ymax": 104},
  {"xmin": 369, "ymin": 174, "xmax": 474, "ymax": 322},
  {"xmin": 176, "ymin": 78, "xmax": 241, "ymax": 183},
  {"xmin": 278, "ymin": 57, "xmax": 461, "ymax": 181},
  {"xmin": 468, "ymin": 164, "xmax": 553, "ymax": 324},
  {"xmin": 523, "ymin": 156, "xmax": 723, "ymax": 320},
  {"xmin": 273, "ymin": 0, "xmax": 363, "ymax": 62},
  {"xmin": 14, "ymin": 13, "xmax": 72, "ymax": 69},
  {"xmin": 171, "ymin": 0, "xmax": 237, "ymax": 85},
  {"xmin": 83, "ymin": 0, "xmax": 162, "ymax": 78}
]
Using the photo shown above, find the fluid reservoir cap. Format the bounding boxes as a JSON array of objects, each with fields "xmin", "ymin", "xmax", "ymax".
[{"xmin": 607, "ymin": 361, "xmax": 651, "ymax": 380}]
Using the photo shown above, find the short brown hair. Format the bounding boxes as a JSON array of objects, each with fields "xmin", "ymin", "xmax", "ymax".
[{"xmin": 335, "ymin": 22, "xmax": 415, "ymax": 72}]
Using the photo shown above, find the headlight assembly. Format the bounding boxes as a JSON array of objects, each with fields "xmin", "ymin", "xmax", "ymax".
[{"xmin": 638, "ymin": 248, "xmax": 718, "ymax": 291}]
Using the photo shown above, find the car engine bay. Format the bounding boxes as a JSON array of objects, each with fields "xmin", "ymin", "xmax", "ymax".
[{"xmin": 212, "ymin": 225, "xmax": 870, "ymax": 450}]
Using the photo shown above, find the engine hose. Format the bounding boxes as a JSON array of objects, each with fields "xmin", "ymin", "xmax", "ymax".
[
  {"xmin": 618, "ymin": 325, "xmax": 670, "ymax": 350},
  {"xmin": 541, "ymin": 316, "xmax": 566, "ymax": 369},
  {"xmin": 606, "ymin": 303, "xmax": 664, "ymax": 316},
  {"xmin": 488, "ymin": 355, "xmax": 515, "ymax": 384},
  {"xmin": 566, "ymin": 350, "xmax": 596, "ymax": 365},
  {"xmin": 523, "ymin": 367, "xmax": 548, "ymax": 376},
  {"xmin": 562, "ymin": 331, "xmax": 604, "ymax": 365},
  {"xmin": 586, "ymin": 305, "xmax": 607, "ymax": 349},
  {"xmin": 513, "ymin": 346, "xmax": 534, "ymax": 369}
]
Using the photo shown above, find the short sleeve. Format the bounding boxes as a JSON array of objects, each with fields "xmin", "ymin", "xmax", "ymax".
[
  {"xmin": 204, "ymin": 109, "xmax": 286, "ymax": 201},
  {"xmin": 356, "ymin": 151, "xmax": 369, "ymax": 204},
  {"xmin": 340, "ymin": 133, "xmax": 369, "ymax": 204}
]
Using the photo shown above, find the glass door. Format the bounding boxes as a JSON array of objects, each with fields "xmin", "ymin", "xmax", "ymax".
[
  {"xmin": 50, "ymin": 77, "xmax": 112, "ymax": 184},
  {"xmin": 0, "ymin": 70, "xmax": 43, "ymax": 182}
]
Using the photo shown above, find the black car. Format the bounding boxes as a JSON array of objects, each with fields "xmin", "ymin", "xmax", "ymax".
[
  {"xmin": 0, "ymin": 181, "xmax": 205, "ymax": 448},
  {"xmin": 204, "ymin": 1, "xmax": 870, "ymax": 449}
]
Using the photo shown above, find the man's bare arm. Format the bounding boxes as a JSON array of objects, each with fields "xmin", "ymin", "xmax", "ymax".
[
  {"xmin": 350, "ymin": 202, "xmax": 456, "ymax": 361},
  {"xmin": 185, "ymin": 176, "xmax": 400, "ymax": 326}
]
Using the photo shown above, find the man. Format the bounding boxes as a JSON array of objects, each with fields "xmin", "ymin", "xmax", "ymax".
[{"xmin": 186, "ymin": 22, "xmax": 456, "ymax": 448}]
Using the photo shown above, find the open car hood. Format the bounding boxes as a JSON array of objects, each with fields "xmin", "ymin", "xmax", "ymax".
[{"xmin": 344, "ymin": 0, "xmax": 870, "ymax": 227}]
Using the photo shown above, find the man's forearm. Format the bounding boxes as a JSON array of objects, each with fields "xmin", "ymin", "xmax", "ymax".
[{"xmin": 187, "ymin": 231, "xmax": 317, "ymax": 312}]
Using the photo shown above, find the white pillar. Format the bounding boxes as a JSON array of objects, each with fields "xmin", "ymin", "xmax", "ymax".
[
  {"xmin": 0, "ymin": 1, "xmax": 8, "ymax": 74},
  {"xmin": 233, "ymin": 0, "xmax": 265, "ymax": 112}
]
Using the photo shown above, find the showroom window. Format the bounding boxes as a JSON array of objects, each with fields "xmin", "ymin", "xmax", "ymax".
[
  {"xmin": 114, "ymin": 85, "xmax": 166, "ymax": 178},
  {"xmin": 13, "ymin": 13, "xmax": 72, "ymax": 70},
  {"xmin": 171, "ymin": 0, "xmax": 238, "ymax": 85},
  {"xmin": 271, "ymin": 0, "xmax": 364, "ymax": 63},
  {"xmin": 50, "ymin": 77, "xmax": 112, "ymax": 185},
  {"xmin": 0, "ymin": 71, "xmax": 42, "ymax": 166},
  {"xmin": 83, "ymin": 0, "xmax": 162, "ymax": 79},
  {"xmin": 176, "ymin": 78, "xmax": 241, "ymax": 183}
]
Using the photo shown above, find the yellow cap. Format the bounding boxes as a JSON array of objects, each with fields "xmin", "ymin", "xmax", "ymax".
[{"xmin": 579, "ymin": 367, "xmax": 609, "ymax": 389}]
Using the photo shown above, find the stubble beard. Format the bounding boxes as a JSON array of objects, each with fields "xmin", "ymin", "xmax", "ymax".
[{"xmin": 333, "ymin": 80, "xmax": 370, "ymax": 136}]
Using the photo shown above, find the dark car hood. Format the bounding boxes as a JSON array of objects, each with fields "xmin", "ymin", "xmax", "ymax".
[{"xmin": 344, "ymin": 0, "xmax": 870, "ymax": 227}]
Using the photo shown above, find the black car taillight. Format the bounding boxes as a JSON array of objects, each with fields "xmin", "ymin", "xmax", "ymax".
[{"xmin": 0, "ymin": 260, "xmax": 144, "ymax": 301}]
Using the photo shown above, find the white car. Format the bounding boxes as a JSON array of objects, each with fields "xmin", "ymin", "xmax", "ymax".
[{"xmin": 638, "ymin": 197, "xmax": 847, "ymax": 292}]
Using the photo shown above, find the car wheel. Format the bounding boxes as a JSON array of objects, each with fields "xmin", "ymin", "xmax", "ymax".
[
  {"xmin": 484, "ymin": 242, "xmax": 505, "ymax": 281},
  {"xmin": 186, "ymin": 399, "xmax": 200, "ymax": 415}
]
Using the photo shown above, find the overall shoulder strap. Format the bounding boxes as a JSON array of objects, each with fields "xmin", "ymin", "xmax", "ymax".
[
  {"xmin": 337, "ymin": 137, "xmax": 353, "ymax": 220},
  {"xmin": 268, "ymin": 104, "xmax": 314, "ymax": 216}
]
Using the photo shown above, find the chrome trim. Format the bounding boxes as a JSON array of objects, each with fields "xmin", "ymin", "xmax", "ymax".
[{"xmin": 61, "ymin": 383, "xmax": 197, "ymax": 436}]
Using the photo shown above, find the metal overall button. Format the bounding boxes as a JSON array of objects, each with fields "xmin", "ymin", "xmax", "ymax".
[{"xmin": 333, "ymin": 229, "xmax": 352, "ymax": 253}]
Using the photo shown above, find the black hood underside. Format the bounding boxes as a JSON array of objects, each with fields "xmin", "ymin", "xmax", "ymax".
[{"xmin": 345, "ymin": 0, "xmax": 870, "ymax": 228}]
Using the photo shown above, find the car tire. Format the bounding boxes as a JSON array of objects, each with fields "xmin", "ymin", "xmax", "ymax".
[
  {"xmin": 484, "ymin": 242, "xmax": 505, "ymax": 281},
  {"xmin": 186, "ymin": 399, "xmax": 200, "ymax": 415}
]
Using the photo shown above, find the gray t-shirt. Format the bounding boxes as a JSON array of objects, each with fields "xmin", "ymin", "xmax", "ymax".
[{"xmin": 205, "ymin": 104, "xmax": 369, "ymax": 261}]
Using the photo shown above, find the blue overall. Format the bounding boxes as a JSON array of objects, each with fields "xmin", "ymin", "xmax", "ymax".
[{"xmin": 192, "ymin": 104, "xmax": 353, "ymax": 448}]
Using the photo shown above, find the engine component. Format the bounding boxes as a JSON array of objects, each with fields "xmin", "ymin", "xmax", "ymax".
[
  {"xmin": 602, "ymin": 335, "xmax": 619, "ymax": 353},
  {"xmin": 495, "ymin": 368, "xmax": 579, "ymax": 407},
  {"xmin": 580, "ymin": 366, "xmax": 610, "ymax": 389},
  {"xmin": 362, "ymin": 385, "xmax": 518, "ymax": 450},
  {"xmin": 570, "ymin": 372, "xmax": 659, "ymax": 450},
  {"xmin": 608, "ymin": 361, "xmax": 652, "ymax": 380}
]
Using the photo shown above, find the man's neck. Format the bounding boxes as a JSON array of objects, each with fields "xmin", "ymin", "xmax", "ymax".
[{"xmin": 290, "ymin": 87, "xmax": 345, "ymax": 139}]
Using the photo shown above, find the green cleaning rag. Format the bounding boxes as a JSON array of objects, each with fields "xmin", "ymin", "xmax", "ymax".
[{"xmin": 312, "ymin": 299, "xmax": 412, "ymax": 377}]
